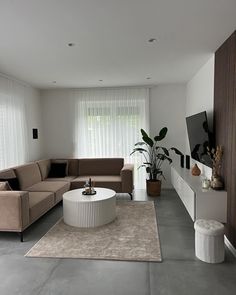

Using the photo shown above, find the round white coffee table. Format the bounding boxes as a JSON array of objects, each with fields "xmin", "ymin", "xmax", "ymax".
[{"xmin": 63, "ymin": 187, "xmax": 116, "ymax": 228}]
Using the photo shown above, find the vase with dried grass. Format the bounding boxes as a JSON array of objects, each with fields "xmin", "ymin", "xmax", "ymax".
[{"xmin": 207, "ymin": 145, "xmax": 224, "ymax": 190}]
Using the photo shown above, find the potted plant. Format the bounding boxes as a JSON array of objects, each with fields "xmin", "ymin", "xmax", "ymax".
[{"xmin": 131, "ymin": 128, "xmax": 183, "ymax": 196}]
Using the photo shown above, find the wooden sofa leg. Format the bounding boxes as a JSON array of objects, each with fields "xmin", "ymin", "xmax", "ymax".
[{"xmin": 129, "ymin": 193, "xmax": 133, "ymax": 200}]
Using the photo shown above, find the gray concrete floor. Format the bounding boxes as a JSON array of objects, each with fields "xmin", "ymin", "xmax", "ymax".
[{"xmin": 0, "ymin": 189, "xmax": 236, "ymax": 295}]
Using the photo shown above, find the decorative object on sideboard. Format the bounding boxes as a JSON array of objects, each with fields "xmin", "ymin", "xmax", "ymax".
[
  {"xmin": 185, "ymin": 155, "xmax": 190, "ymax": 169},
  {"xmin": 191, "ymin": 163, "xmax": 201, "ymax": 176},
  {"xmin": 131, "ymin": 128, "xmax": 183, "ymax": 196},
  {"xmin": 207, "ymin": 146, "xmax": 224, "ymax": 190},
  {"xmin": 201, "ymin": 177, "xmax": 211, "ymax": 189}
]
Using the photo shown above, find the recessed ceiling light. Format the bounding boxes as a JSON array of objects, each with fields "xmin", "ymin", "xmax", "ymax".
[
  {"xmin": 148, "ymin": 38, "xmax": 157, "ymax": 43},
  {"xmin": 67, "ymin": 43, "xmax": 75, "ymax": 47},
  {"xmin": 99, "ymin": 79, "xmax": 103, "ymax": 82},
  {"xmin": 146, "ymin": 77, "xmax": 151, "ymax": 80}
]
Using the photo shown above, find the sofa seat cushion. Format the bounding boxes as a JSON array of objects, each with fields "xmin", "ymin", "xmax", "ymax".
[
  {"xmin": 44, "ymin": 176, "xmax": 76, "ymax": 182},
  {"xmin": 26, "ymin": 181, "xmax": 70, "ymax": 203},
  {"xmin": 71, "ymin": 175, "xmax": 122, "ymax": 192},
  {"xmin": 29, "ymin": 192, "xmax": 54, "ymax": 223}
]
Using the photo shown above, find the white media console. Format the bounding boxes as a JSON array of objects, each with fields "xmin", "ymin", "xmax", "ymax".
[{"xmin": 171, "ymin": 166, "xmax": 227, "ymax": 223}]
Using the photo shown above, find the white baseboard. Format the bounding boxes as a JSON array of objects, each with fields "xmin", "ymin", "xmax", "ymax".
[{"xmin": 224, "ymin": 235, "xmax": 236, "ymax": 257}]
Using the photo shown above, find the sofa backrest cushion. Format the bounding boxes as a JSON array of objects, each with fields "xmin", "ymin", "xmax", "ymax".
[
  {"xmin": 14, "ymin": 163, "xmax": 42, "ymax": 190},
  {"xmin": 37, "ymin": 159, "xmax": 51, "ymax": 180},
  {"xmin": 78, "ymin": 158, "xmax": 124, "ymax": 176},
  {"xmin": 68, "ymin": 159, "xmax": 79, "ymax": 176}
]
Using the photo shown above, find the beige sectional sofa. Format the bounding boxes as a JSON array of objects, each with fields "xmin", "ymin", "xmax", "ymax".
[{"xmin": 0, "ymin": 158, "xmax": 133, "ymax": 241}]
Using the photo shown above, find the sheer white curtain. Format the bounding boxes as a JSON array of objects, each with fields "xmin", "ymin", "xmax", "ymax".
[
  {"xmin": 0, "ymin": 75, "xmax": 28, "ymax": 169},
  {"xmin": 74, "ymin": 88, "xmax": 149, "ymax": 189}
]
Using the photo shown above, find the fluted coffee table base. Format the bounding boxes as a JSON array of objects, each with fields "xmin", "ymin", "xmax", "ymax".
[{"xmin": 63, "ymin": 188, "xmax": 116, "ymax": 228}]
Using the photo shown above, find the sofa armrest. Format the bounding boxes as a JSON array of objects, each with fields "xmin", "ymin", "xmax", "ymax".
[
  {"xmin": 0, "ymin": 191, "xmax": 30, "ymax": 232},
  {"xmin": 121, "ymin": 164, "xmax": 134, "ymax": 193}
]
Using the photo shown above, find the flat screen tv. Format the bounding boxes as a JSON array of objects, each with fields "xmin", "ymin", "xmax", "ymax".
[{"xmin": 186, "ymin": 111, "xmax": 213, "ymax": 168}]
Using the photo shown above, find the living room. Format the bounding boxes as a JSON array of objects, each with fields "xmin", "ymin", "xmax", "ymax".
[{"xmin": 0, "ymin": 1, "xmax": 236, "ymax": 294}]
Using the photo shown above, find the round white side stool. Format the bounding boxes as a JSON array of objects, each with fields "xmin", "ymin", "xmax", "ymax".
[{"xmin": 194, "ymin": 219, "xmax": 225, "ymax": 263}]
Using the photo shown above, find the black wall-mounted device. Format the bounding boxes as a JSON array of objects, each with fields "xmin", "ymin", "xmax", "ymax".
[{"xmin": 32, "ymin": 128, "xmax": 38, "ymax": 139}]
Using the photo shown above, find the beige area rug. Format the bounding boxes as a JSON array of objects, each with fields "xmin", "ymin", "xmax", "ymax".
[{"xmin": 25, "ymin": 201, "xmax": 162, "ymax": 262}]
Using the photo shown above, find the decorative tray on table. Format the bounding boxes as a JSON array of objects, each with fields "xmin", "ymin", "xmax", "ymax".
[{"xmin": 82, "ymin": 190, "xmax": 97, "ymax": 196}]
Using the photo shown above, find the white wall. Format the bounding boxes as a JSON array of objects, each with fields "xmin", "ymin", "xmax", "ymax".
[
  {"xmin": 24, "ymin": 86, "xmax": 44, "ymax": 161},
  {"xmin": 0, "ymin": 73, "xmax": 43, "ymax": 164},
  {"xmin": 40, "ymin": 89, "xmax": 76, "ymax": 158},
  {"xmin": 186, "ymin": 55, "xmax": 215, "ymax": 178},
  {"xmin": 150, "ymin": 85, "xmax": 187, "ymax": 188}
]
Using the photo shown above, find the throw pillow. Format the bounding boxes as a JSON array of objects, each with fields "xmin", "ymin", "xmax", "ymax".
[
  {"xmin": 51, "ymin": 160, "xmax": 69, "ymax": 175},
  {"xmin": 0, "ymin": 181, "xmax": 12, "ymax": 191},
  {"xmin": 0, "ymin": 177, "xmax": 20, "ymax": 190},
  {"xmin": 48, "ymin": 163, "xmax": 67, "ymax": 178}
]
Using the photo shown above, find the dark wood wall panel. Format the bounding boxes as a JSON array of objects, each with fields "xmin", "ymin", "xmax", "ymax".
[{"xmin": 214, "ymin": 31, "xmax": 236, "ymax": 247}]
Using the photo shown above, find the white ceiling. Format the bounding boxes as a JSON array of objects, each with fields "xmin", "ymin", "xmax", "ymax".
[{"xmin": 0, "ymin": 0, "xmax": 236, "ymax": 89}]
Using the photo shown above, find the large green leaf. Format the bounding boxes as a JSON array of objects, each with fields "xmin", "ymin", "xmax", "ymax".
[
  {"xmin": 137, "ymin": 164, "xmax": 146, "ymax": 169},
  {"xmin": 141, "ymin": 129, "xmax": 149, "ymax": 138},
  {"xmin": 156, "ymin": 153, "xmax": 172, "ymax": 164},
  {"xmin": 170, "ymin": 147, "xmax": 183, "ymax": 155},
  {"xmin": 160, "ymin": 147, "xmax": 169, "ymax": 156},
  {"xmin": 143, "ymin": 162, "xmax": 152, "ymax": 165},
  {"xmin": 141, "ymin": 129, "xmax": 154, "ymax": 147},
  {"xmin": 165, "ymin": 156, "xmax": 172, "ymax": 164},
  {"xmin": 142, "ymin": 136, "xmax": 154, "ymax": 147},
  {"xmin": 154, "ymin": 127, "xmax": 168, "ymax": 141}
]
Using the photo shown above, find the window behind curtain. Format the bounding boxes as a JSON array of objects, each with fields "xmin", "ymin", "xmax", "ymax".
[
  {"xmin": 0, "ymin": 76, "xmax": 28, "ymax": 169},
  {"xmin": 74, "ymin": 88, "xmax": 149, "ymax": 189}
]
